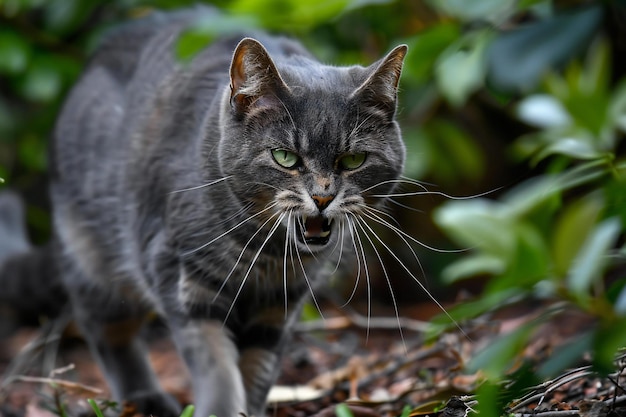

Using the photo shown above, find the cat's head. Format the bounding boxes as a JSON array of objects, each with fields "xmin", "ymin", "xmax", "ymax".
[{"xmin": 218, "ymin": 38, "xmax": 407, "ymax": 254}]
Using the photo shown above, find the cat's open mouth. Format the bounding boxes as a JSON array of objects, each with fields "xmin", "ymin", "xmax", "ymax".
[{"xmin": 298, "ymin": 215, "xmax": 333, "ymax": 245}]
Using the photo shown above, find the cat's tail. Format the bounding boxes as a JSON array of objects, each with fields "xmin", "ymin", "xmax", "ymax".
[{"xmin": 0, "ymin": 191, "xmax": 67, "ymax": 337}]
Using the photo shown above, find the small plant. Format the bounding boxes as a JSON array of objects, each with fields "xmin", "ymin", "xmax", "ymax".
[{"xmin": 87, "ymin": 398, "xmax": 106, "ymax": 417}]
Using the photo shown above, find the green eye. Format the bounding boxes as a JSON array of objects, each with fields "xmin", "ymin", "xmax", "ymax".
[
  {"xmin": 271, "ymin": 149, "xmax": 300, "ymax": 168},
  {"xmin": 339, "ymin": 152, "xmax": 367, "ymax": 170}
]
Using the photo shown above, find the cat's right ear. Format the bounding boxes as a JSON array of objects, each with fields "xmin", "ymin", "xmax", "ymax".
[
  {"xmin": 352, "ymin": 44, "xmax": 408, "ymax": 121},
  {"xmin": 229, "ymin": 38, "xmax": 289, "ymax": 116}
]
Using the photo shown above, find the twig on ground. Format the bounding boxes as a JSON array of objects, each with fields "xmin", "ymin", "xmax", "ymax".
[
  {"xmin": 512, "ymin": 410, "xmax": 582, "ymax": 417},
  {"xmin": 295, "ymin": 311, "xmax": 430, "ymax": 333},
  {"xmin": 509, "ymin": 366, "xmax": 594, "ymax": 412},
  {"xmin": 10, "ymin": 375, "xmax": 103, "ymax": 397},
  {"xmin": 0, "ymin": 314, "xmax": 70, "ymax": 400}
]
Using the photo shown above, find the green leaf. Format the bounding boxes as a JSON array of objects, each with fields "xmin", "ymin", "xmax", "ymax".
[
  {"xmin": 603, "ymin": 176, "xmax": 626, "ymax": 229},
  {"xmin": 487, "ymin": 4, "xmax": 603, "ymax": 92},
  {"xmin": 423, "ymin": 119, "xmax": 485, "ymax": 183},
  {"xmin": 435, "ymin": 30, "xmax": 491, "ymax": 107},
  {"xmin": 20, "ymin": 58, "xmax": 63, "ymax": 102},
  {"xmin": 581, "ymin": 39, "xmax": 610, "ymax": 98},
  {"xmin": 468, "ymin": 322, "xmax": 534, "ymax": 378},
  {"xmin": 613, "ymin": 280, "xmax": 626, "ymax": 316},
  {"xmin": 43, "ymin": 0, "xmax": 99, "ymax": 34},
  {"xmin": 538, "ymin": 330, "xmax": 593, "ymax": 378},
  {"xmin": 399, "ymin": 405, "xmax": 412, "ymax": 417},
  {"xmin": 403, "ymin": 22, "xmax": 460, "ymax": 83},
  {"xmin": 441, "ymin": 253, "xmax": 506, "ymax": 283},
  {"xmin": 552, "ymin": 195, "xmax": 604, "ymax": 277},
  {"xmin": 176, "ymin": 13, "xmax": 259, "ymax": 62},
  {"xmin": 227, "ymin": 0, "xmax": 350, "ymax": 31},
  {"xmin": 537, "ymin": 134, "xmax": 603, "ymax": 161},
  {"xmin": 559, "ymin": 64, "xmax": 611, "ymax": 139},
  {"xmin": 501, "ymin": 162, "xmax": 607, "ymax": 219},
  {"xmin": 335, "ymin": 403, "xmax": 354, "ymax": 417},
  {"xmin": 567, "ymin": 217, "xmax": 622, "ymax": 300},
  {"xmin": 475, "ymin": 381, "xmax": 504, "ymax": 417},
  {"xmin": 180, "ymin": 404, "xmax": 195, "ymax": 417},
  {"xmin": 516, "ymin": 94, "xmax": 572, "ymax": 128},
  {"xmin": 593, "ymin": 318, "xmax": 626, "ymax": 374},
  {"xmin": 300, "ymin": 301, "xmax": 322, "ymax": 322},
  {"xmin": 434, "ymin": 199, "xmax": 515, "ymax": 258},
  {"xmin": 427, "ymin": 288, "xmax": 528, "ymax": 340},
  {"xmin": 87, "ymin": 399, "xmax": 105, "ymax": 417},
  {"xmin": 505, "ymin": 221, "xmax": 550, "ymax": 287},
  {"xmin": 0, "ymin": 30, "xmax": 30, "ymax": 74},
  {"xmin": 609, "ymin": 80, "xmax": 626, "ymax": 132},
  {"xmin": 401, "ymin": 128, "xmax": 431, "ymax": 179},
  {"xmin": 427, "ymin": 0, "xmax": 516, "ymax": 23}
]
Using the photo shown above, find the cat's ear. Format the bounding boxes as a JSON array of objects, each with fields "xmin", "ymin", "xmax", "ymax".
[
  {"xmin": 352, "ymin": 44, "xmax": 408, "ymax": 120},
  {"xmin": 229, "ymin": 38, "xmax": 289, "ymax": 115}
]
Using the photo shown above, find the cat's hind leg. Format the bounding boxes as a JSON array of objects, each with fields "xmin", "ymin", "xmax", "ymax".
[{"xmin": 62, "ymin": 257, "xmax": 180, "ymax": 417}]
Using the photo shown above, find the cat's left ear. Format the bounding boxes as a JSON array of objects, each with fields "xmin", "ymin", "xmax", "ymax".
[
  {"xmin": 352, "ymin": 44, "xmax": 408, "ymax": 120},
  {"xmin": 229, "ymin": 38, "xmax": 289, "ymax": 116}
]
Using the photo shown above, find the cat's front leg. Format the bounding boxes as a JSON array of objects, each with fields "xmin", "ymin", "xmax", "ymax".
[
  {"xmin": 237, "ymin": 309, "xmax": 296, "ymax": 416},
  {"xmin": 239, "ymin": 347, "xmax": 281, "ymax": 416},
  {"xmin": 173, "ymin": 320, "xmax": 247, "ymax": 417}
]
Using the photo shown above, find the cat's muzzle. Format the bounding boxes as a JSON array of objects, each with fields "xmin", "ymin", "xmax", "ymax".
[{"xmin": 298, "ymin": 215, "xmax": 333, "ymax": 245}]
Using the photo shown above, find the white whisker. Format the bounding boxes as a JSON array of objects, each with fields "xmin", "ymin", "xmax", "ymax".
[
  {"xmin": 369, "ymin": 188, "xmax": 502, "ymax": 200},
  {"xmin": 360, "ymin": 206, "xmax": 427, "ymax": 279},
  {"xmin": 223, "ymin": 211, "xmax": 287, "ymax": 324},
  {"xmin": 169, "ymin": 176, "xmax": 233, "ymax": 194},
  {"xmin": 250, "ymin": 181, "xmax": 283, "ymax": 192},
  {"xmin": 359, "ymin": 203, "xmax": 401, "ymax": 229},
  {"xmin": 214, "ymin": 210, "xmax": 283, "ymax": 302},
  {"xmin": 359, "ymin": 178, "xmax": 429, "ymax": 194},
  {"xmin": 346, "ymin": 215, "xmax": 371, "ymax": 341},
  {"xmin": 331, "ymin": 220, "xmax": 346, "ymax": 277},
  {"xmin": 283, "ymin": 211, "xmax": 292, "ymax": 318},
  {"xmin": 400, "ymin": 175, "xmax": 436, "ymax": 187},
  {"xmin": 353, "ymin": 215, "xmax": 406, "ymax": 352},
  {"xmin": 360, "ymin": 208, "xmax": 467, "ymax": 254},
  {"xmin": 183, "ymin": 202, "xmax": 279, "ymax": 256},
  {"xmin": 341, "ymin": 215, "xmax": 362, "ymax": 308},
  {"xmin": 387, "ymin": 198, "xmax": 424, "ymax": 213},
  {"xmin": 292, "ymin": 223, "xmax": 324, "ymax": 320},
  {"xmin": 355, "ymin": 213, "xmax": 470, "ymax": 339}
]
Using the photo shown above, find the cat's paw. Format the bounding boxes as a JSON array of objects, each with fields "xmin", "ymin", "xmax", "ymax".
[{"xmin": 126, "ymin": 390, "xmax": 181, "ymax": 417}]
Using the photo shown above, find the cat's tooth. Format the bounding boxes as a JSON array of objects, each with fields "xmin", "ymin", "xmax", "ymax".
[
  {"xmin": 320, "ymin": 230, "xmax": 330, "ymax": 238},
  {"xmin": 302, "ymin": 215, "xmax": 308, "ymax": 225}
]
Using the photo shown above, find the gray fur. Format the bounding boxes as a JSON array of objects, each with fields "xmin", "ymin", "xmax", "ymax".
[{"xmin": 2, "ymin": 9, "xmax": 407, "ymax": 417}]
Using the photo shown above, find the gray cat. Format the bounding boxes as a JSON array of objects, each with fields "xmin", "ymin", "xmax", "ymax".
[{"xmin": 0, "ymin": 8, "xmax": 407, "ymax": 417}]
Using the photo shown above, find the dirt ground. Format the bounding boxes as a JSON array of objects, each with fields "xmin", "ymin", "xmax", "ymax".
[{"xmin": 1, "ymin": 300, "xmax": 624, "ymax": 417}]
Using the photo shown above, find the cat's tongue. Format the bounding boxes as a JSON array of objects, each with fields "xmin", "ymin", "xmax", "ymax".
[
  {"xmin": 305, "ymin": 216, "xmax": 324, "ymax": 236},
  {"xmin": 302, "ymin": 215, "xmax": 332, "ymax": 243}
]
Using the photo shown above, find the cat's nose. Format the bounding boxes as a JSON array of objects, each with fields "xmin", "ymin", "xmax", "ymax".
[{"xmin": 311, "ymin": 195, "xmax": 334, "ymax": 211}]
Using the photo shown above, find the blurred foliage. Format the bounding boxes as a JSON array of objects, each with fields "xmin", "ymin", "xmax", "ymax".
[{"xmin": 1, "ymin": 0, "xmax": 626, "ymax": 415}]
